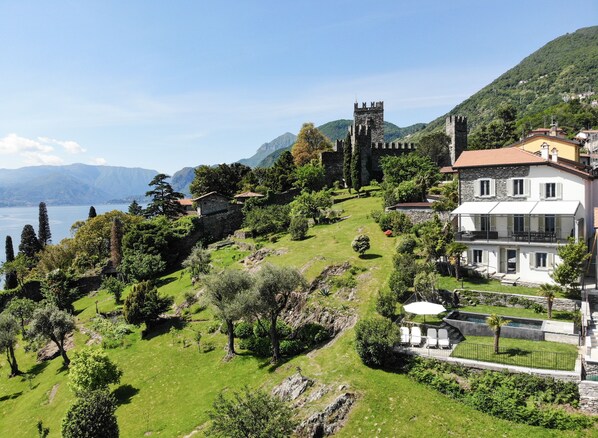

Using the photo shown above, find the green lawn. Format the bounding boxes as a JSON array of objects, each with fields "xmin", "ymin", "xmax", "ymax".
[
  {"xmin": 452, "ymin": 336, "xmax": 578, "ymax": 371},
  {"xmin": 457, "ymin": 304, "xmax": 576, "ymax": 322},
  {"xmin": 0, "ymin": 196, "xmax": 590, "ymax": 437},
  {"xmin": 438, "ymin": 275, "xmax": 546, "ymax": 296}
]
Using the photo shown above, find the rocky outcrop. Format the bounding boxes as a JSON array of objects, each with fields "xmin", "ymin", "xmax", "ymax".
[
  {"xmin": 272, "ymin": 372, "xmax": 314, "ymax": 402},
  {"xmin": 295, "ymin": 392, "xmax": 356, "ymax": 438},
  {"xmin": 37, "ymin": 333, "xmax": 75, "ymax": 362}
]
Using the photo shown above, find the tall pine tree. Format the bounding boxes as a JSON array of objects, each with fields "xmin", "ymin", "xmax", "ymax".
[
  {"xmin": 19, "ymin": 225, "xmax": 41, "ymax": 258},
  {"xmin": 38, "ymin": 202, "xmax": 52, "ymax": 247},
  {"xmin": 88, "ymin": 206, "xmax": 97, "ymax": 219},
  {"xmin": 342, "ymin": 132, "xmax": 352, "ymax": 190},
  {"xmin": 351, "ymin": 141, "xmax": 362, "ymax": 193},
  {"xmin": 144, "ymin": 174, "xmax": 186, "ymax": 220},
  {"xmin": 4, "ymin": 236, "xmax": 18, "ymax": 290},
  {"xmin": 128, "ymin": 200, "xmax": 144, "ymax": 216}
]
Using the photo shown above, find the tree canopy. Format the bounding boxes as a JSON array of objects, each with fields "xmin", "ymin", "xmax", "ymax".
[
  {"xmin": 291, "ymin": 122, "xmax": 332, "ymax": 166},
  {"xmin": 68, "ymin": 348, "xmax": 123, "ymax": 396},
  {"xmin": 61, "ymin": 390, "xmax": 119, "ymax": 438},
  {"xmin": 190, "ymin": 163, "xmax": 252, "ymax": 198},
  {"xmin": 144, "ymin": 173, "xmax": 186, "ymax": 219}
]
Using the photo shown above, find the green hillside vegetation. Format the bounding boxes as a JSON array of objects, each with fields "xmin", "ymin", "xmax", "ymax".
[
  {"xmin": 409, "ymin": 26, "xmax": 598, "ymax": 142},
  {"xmin": 0, "ymin": 195, "xmax": 592, "ymax": 437}
]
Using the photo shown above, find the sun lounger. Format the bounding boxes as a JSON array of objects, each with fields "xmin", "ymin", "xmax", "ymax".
[
  {"xmin": 438, "ymin": 329, "xmax": 450, "ymax": 349},
  {"xmin": 427, "ymin": 328, "xmax": 438, "ymax": 348},
  {"xmin": 400, "ymin": 327, "xmax": 410, "ymax": 344},
  {"xmin": 410, "ymin": 326, "xmax": 422, "ymax": 346}
]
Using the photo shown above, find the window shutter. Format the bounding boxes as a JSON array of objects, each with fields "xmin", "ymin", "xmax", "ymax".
[
  {"xmin": 489, "ymin": 179, "xmax": 496, "ymax": 197},
  {"xmin": 490, "ymin": 215, "xmax": 496, "ymax": 231},
  {"xmin": 539, "ymin": 183, "xmax": 546, "ymax": 200},
  {"xmin": 482, "ymin": 250, "xmax": 488, "ymax": 264},
  {"xmin": 530, "ymin": 252, "xmax": 537, "ymax": 269},
  {"xmin": 539, "ymin": 215, "xmax": 545, "ymax": 232},
  {"xmin": 556, "ymin": 183, "xmax": 563, "ymax": 200},
  {"xmin": 507, "ymin": 179, "xmax": 513, "ymax": 197},
  {"xmin": 524, "ymin": 215, "xmax": 530, "ymax": 232},
  {"xmin": 468, "ymin": 250, "xmax": 473, "ymax": 265},
  {"xmin": 524, "ymin": 179, "xmax": 531, "ymax": 197},
  {"xmin": 548, "ymin": 252, "xmax": 554, "ymax": 268},
  {"xmin": 555, "ymin": 216, "xmax": 561, "ymax": 238},
  {"xmin": 507, "ymin": 215, "xmax": 513, "ymax": 233},
  {"xmin": 474, "ymin": 180, "xmax": 480, "ymax": 197}
]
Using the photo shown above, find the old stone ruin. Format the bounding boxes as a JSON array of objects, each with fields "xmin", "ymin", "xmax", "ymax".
[{"xmin": 320, "ymin": 101, "xmax": 467, "ymax": 186}]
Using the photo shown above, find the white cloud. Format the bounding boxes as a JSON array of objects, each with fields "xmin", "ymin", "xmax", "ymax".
[
  {"xmin": 38, "ymin": 137, "xmax": 86, "ymax": 154},
  {"xmin": 90, "ymin": 157, "xmax": 107, "ymax": 165},
  {"xmin": 0, "ymin": 133, "xmax": 54, "ymax": 154},
  {"xmin": 22, "ymin": 152, "xmax": 64, "ymax": 165}
]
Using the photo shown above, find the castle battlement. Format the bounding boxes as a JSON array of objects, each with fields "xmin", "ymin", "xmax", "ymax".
[
  {"xmin": 354, "ymin": 101, "xmax": 384, "ymax": 111},
  {"xmin": 446, "ymin": 115, "xmax": 467, "ymax": 124},
  {"xmin": 349, "ymin": 124, "xmax": 372, "ymax": 137},
  {"xmin": 372, "ymin": 142, "xmax": 417, "ymax": 150}
]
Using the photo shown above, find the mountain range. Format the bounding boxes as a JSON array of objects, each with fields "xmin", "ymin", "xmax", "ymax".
[{"xmin": 2, "ymin": 27, "xmax": 596, "ymax": 206}]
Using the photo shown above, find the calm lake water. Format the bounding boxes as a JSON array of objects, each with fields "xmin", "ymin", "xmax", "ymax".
[{"xmin": 0, "ymin": 204, "xmax": 131, "ymax": 267}]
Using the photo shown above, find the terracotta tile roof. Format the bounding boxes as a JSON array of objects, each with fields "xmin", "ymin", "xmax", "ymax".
[
  {"xmin": 439, "ymin": 166, "xmax": 456, "ymax": 173},
  {"xmin": 177, "ymin": 199, "xmax": 194, "ymax": 206},
  {"xmin": 192, "ymin": 191, "xmax": 229, "ymax": 201},
  {"xmin": 453, "ymin": 148, "xmax": 545, "ymax": 168}
]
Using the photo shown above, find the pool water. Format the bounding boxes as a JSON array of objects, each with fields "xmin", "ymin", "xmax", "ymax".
[{"xmin": 448, "ymin": 311, "xmax": 544, "ymax": 330}]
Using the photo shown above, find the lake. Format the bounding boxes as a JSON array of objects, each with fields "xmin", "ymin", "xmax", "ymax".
[{"xmin": 0, "ymin": 204, "xmax": 131, "ymax": 268}]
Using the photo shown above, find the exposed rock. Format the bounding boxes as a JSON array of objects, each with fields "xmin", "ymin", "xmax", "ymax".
[
  {"xmin": 305, "ymin": 385, "xmax": 329, "ymax": 404},
  {"xmin": 173, "ymin": 289, "xmax": 204, "ymax": 316},
  {"xmin": 272, "ymin": 372, "xmax": 314, "ymax": 401},
  {"xmin": 78, "ymin": 324, "xmax": 102, "ymax": 346},
  {"xmin": 308, "ymin": 262, "xmax": 351, "ymax": 293},
  {"xmin": 295, "ymin": 392, "xmax": 356, "ymax": 438},
  {"xmin": 241, "ymin": 248, "xmax": 288, "ymax": 270},
  {"xmin": 283, "ymin": 301, "xmax": 357, "ymax": 338},
  {"xmin": 37, "ymin": 333, "xmax": 75, "ymax": 362}
]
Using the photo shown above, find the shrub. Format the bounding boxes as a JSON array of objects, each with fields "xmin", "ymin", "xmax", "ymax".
[
  {"xmin": 68, "ymin": 348, "xmax": 122, "ymax": 396},
  {"xmin": 123, "ymin": 281, "xmax": 173, "ymax": 332},
  {"xmin": 234, "ymin": 321, "xmax": 253, "ymax": 339},
  {"xmin": 101, "ymin": 276, "xmax": 125, "ymax": 303},
  {"xmin": 243, "ymin": 204, "xmax": 291, "ymax": 236},
  {"xmin": 354, "ymin": 316, "xmax": 399, "ymax": 367},
  {"xmin": 396, "ymin": 235, "xmax": 417, "ymax": 254},
  {"xmin": 61, "ymin": 390, "xmax": 118, "ymax": 438},
  {"xmin": 296, "ymin": 323, "xmax": 330, "ymax": 344},
  {"xmin": 289, "ymin": 216, "xmax": 309, "ymax": 240},
  {"xmin": 352, "ymin": 234, "xmax": 370, "ymax": 256},
  {"xmin": 280, "ymin": 339, "xmax": 304, "ymax": 356},
  {"xmin": 376, "ymin": 289, "xmax": 397, "ymax": 319},
  {"xmin": 378, "ymin": 211, "xmax": 413, "ymax": 235}
]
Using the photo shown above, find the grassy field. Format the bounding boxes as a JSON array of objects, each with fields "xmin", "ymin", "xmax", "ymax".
[
  {"xmin": 0, "ymin": 195, "xmax": 593, "ymax": 437},
  {"xmin": 437, "ymin": 275, "xmax": 547, "ymax": 296},
  {"xmin": 452, "ymin": 336, "xmax": 578, "ymax": 371},
  {"xmin": 457, "ymin": 304, "xmax": 576, "ymax": 321}
]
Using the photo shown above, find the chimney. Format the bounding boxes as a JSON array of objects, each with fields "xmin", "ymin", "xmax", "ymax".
[
  {"xmin": 550, "ymin": 121, "xmax": 558, "ymax": 137},
  {"xmin": 551, "ymin": 147, "xmax": 558, "ymax": 162},
  {"xmin": 540, "ymin": 142, "xmax": 550, "ymax": 160}
]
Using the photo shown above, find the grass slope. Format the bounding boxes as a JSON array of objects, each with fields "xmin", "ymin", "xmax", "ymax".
[{"xmin": 0, "ymin": 195, "xmax": 589, "ymax": 437}]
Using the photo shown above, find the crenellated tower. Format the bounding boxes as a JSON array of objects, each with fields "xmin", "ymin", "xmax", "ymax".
[
  {"xmin": 446, "ymin": 115, "xmax": 467, "ymax": 165},
  {"xmin": 354, "ymin": 101, "xmax": 384, "ymax": 144}
]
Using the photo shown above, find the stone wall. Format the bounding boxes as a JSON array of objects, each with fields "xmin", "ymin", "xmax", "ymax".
[
  {"xmin": 196, "ymin": 206, "xmax": 243, "ymax": 243},
  {"xmin": 459, "ymin": 166, "xmax": 530, "ymax": 202},
  {"xmin": 393, "ymin": 209, "xmax": 451, "ymax": 225},
  {"xmin": 454, "ymin": 288, "xmax": 580, "ymax": 312},
  {"xmin": 446, "ymin": 115, "xmax": 467, "ymax": 165},
  {"xmin": 579, "ymin": 380, "xmax": 598, "ymax": 414},
  {"xmin": 197, "ymin": 194, "xmax": 231, "ymax": 216},
  {"xmin": 354, "ymin": 101, "xmax": 384, "ymax": 143},
  {"xmin": 321, "ymin": 142, "xmax": 345, "ymax": 187}
]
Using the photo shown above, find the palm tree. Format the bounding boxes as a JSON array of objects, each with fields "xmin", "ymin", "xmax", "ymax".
[
  {"xmin": 540, "ymin": 283, "xmax": 561, "ymax": 319},
  {"xmin": 486, "ymin": 314, "xmax": 510, "ymax": 354}
]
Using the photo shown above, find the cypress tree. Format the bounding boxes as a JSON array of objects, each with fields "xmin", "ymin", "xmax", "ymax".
[
  {"xmin": 110, "ymin": 218, "xmax": 123, "ymax": 268},
  {"xmin": 342, "ymin": 132, "xmax": 352, "ymax": 190},
  {"xmin": 38, "ymin": 201, "xmax": 52, "ymax": 247},
  {"xmin": 19, "ymin": 225, "xmax": 42, "ymax": 258},
  {"xmin": 4, "ymin": 236, "xmax": 18, "ymax": 290},
  {"xmin": 351, "ymin": 141, "xmax": 362, "ymax": 193},
  {"xmin": 88, "ymin": 206, "xmax": 97, "ymax": 219}
]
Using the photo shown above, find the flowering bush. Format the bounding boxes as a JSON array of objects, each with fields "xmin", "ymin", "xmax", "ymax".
[{"xmin": 384, "ymin": 230, "xmax": 393, "ymax": 237}]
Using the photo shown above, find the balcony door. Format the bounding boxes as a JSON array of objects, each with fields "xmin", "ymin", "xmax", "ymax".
[{"xmin": 500, "ymin": 248, "xmax": 518, "ymax": 274}]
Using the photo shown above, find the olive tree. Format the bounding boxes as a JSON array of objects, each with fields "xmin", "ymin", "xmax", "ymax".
[
  {"xmin": 0, "ymin": 313, "xmax": 22, "ymax": 377},
  {"xmin": 29, "ymin": 304, "xmax": 75, "ymax": 366}
]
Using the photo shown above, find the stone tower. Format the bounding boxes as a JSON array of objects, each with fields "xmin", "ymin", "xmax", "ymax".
[
  {"xmin": 354, "ymin": 101, "xmax": 384, "ymax": 144},
  {"xmin": 446, "ymin": 115, "xmax": 467, "ymax": 165}
]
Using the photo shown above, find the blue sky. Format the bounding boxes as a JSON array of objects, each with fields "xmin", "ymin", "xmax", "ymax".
[{"xmin": 0, "ymin": 1, "xmax": 596, "ymax": 174}]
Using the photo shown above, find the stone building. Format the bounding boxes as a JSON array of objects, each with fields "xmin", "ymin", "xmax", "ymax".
[{"xmin": 321, "ymin": 101, "xmax": 467, "ymax": 186}]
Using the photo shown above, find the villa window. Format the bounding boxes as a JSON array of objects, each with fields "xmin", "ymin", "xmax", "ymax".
[
  {"xmin": 513, "ymin": 179, "xmax": 524, "ymax": 196},
  {"xmin": 540, "ymin": 182, "xmax": 562, "ymax": 200},
  {"xmin": 480, "ymin": 215, "xmax": 490, "ymax": 231},
  {"xmin": 544, "ymin": 215, "xmax": 556, "ymax": 233},
  {"xmin": 535, "ymin": 252, "xmax": 548, "ymax": 269},
  {"xmin": 473, "ymin": 249, "xmax": 483, "ymax": 264},
  {"xmin": 513, "ymin": 214, "xmax": 525, "ymax": 233},
  {"xmin": 475, "ymin": 178, "xmax": 495, "ymax": 198}
]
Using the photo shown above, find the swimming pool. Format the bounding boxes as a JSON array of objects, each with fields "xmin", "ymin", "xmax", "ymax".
[{"xmin": 444, "ymin": 311, "xmax": 546, "ymax": 341}]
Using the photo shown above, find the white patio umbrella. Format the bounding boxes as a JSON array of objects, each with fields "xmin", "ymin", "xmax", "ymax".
[{"xmin": 403, "ymin": 302, "xmax": 446, "ymax": 323}]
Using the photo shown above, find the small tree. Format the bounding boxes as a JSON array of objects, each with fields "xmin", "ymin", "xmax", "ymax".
[
  {"xmin": 486, "ymin": 314, "xmax": 510, "ymax": 354},
  {"xmin": 119, "ymin": 250, "xmax": 166, "ymax": 282},
  {"xmin": 252, "ymin": 264, "xmax": 307, "ymax": 363},
  {"xmin": 182, "ymin": 244, "xmax": 212, "ymax": 281},
  {"xmin": 29, "ymin": 304, "xmax": 76, "ymax": 366},
  {"xmin": 123, "ymin": 281, "xmax": 173, "ymax": 333},
  {"xmin": 293, "ymin": 162, "xmax": 326, "ymax": 192},
  {"xmin": 354, "ymin": 316, "xmax": 399, "ymax": 367},
  {"xmin": 288, "ymin": 216, "xmax": 308, "ymax": 241},
  {"xmin": 204, "ymin": 270, "xmax": 253, "ymax": 359},
  {"xmin": 207, "ymin": 386, "xmax": 296, "ymax": 438},
  {"xmin": 0, "ymin": 313, "xmax": 22, "ymax": 377},
  {"xmin": 376, "ymin": 289, "xmax": 397, "ymax": 320},
  {"xmin": 38, "ymin": 202, "xmax": 52, "ymax": 247},
  {"xmin": 6, "ymin": 298, "xmax": 36, "ymax": 331},
  {"xmin": 61, "ymin": 390, "xmax": 119, "ymax": 438},
  {"xmin": 290, "ymin": 190, "xmax": 333, "ymax": 224},
  {"xmin": 88, "ymin": 206, "xmax": 97, "ymax": 219},
  {"xmin": 352, "ymin": 234, "xmax": 370, "ymax": 257},
  {"xmin": 351, "ymin": 142, "xmax": 362, "ymax": 192},
  {"xmin": 446, "ymin": 242, "xmax": 468, "ymax": 280},
  {"xmin": 4, "ymin": 235, "xmax": 18, "ymax": 290},
  {"xmin": 42, "ymin": 268, "xmax": 79, "ymax": 313},
  {"xmin": 101, "ymin": 276, "xmax": 125, "ymax": 303},
  {"xmin": 540, "ymin": 283, "xmax": 561, "ymax": 319},
  {"xmin": 68, "ymin": 348, "xmax": 122, "ymax": 396},
  {"xmin": 128, "ymin": 200, "xmax": 144, "ymax": 216},
  {"xmin": 552, "ymin": 238, "xmax": 591, "ymax": 297}
]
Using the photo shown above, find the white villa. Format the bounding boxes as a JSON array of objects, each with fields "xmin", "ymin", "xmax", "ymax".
[{"xmin": 451, "ymin": 140, "xmax": 597, "ymax": 285}]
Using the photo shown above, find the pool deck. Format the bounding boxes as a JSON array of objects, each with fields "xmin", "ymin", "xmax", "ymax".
[{"xmin": 544, "ymin": 320, "xmax": 575, "ymax": 334}]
